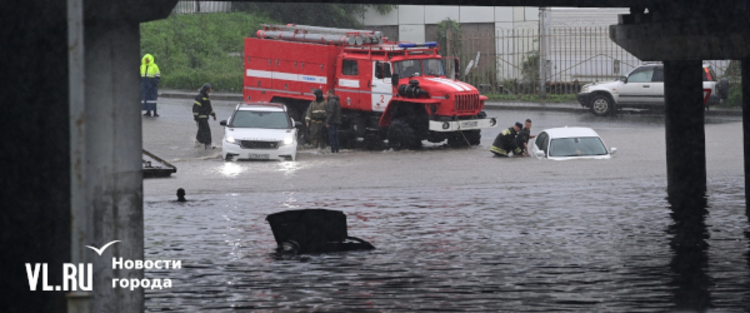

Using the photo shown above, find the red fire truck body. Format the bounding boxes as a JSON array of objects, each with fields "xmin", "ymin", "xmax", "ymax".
[{"xmin": 243, "ymin": 24, "xmax": 497, "ymax": 149}]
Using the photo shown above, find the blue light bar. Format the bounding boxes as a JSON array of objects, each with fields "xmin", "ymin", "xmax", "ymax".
[{"xmin": 398, "ymin": 41, "xmax": 439, "ymax": 48}]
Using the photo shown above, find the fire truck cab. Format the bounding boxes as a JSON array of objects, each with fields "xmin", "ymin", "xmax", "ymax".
[{"xmin": 244, "ymin": 24, "xmax": 497, "ymax": 150}]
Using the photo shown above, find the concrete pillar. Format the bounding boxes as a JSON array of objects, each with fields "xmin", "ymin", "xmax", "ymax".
[
  {"xmin": 1, "ymin": 1, "xmax": 175, "ymax": 311},
  {"xmin": 1, "ymin": 1, "xmax": 71, "ymax": 311},
  {"xmin": 84, "ymin": 20, "xmax": 145, "ymax": 313},
  {"xmin": 664, "ymin": 60, "xmax": 707, "ymax": 205},
  {"xmin": 743, "ymin": 59, "xmax": 750, "ymax": 217}
]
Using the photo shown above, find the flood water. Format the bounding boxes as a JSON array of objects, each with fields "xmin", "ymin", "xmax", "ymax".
[
  {"xmin": 144, "ymin": 179, "xmax": 750, "ymax": 312},
  {"xmin": 143, "ymin": 100, "xmax": 750, "ymax": 312}
]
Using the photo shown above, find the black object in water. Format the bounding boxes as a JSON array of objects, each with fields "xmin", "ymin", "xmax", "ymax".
[{"xmin": 266, "ymin": 209, "xmax": 375, "ymax": 254}]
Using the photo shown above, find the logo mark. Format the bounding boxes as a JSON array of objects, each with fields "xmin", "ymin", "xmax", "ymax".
[{"xmin": 85, "ymin": 240, "xmax": 121, "ymax": 256}]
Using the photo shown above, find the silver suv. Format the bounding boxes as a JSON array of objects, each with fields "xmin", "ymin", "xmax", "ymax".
[{"xmin": 577, "ymin": 64, "xmax": 728, "ymax": 116}]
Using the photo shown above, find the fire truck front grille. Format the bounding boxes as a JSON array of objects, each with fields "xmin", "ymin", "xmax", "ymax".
[
  {"xmin": 240, "ymin": 140, "xmax": 279, "ymax": 150},
  {"xmin": 454, "ymin": 94, "xmax": 481, "ymax": 112}
]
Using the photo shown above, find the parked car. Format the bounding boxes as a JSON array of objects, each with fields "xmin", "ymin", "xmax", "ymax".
[
  {"xmin": 577, "ymin": 63, "xmax": 729, "ymax": 116},
  {"xmin": 530, "ymin": 127, "xmax": 616, "ymax": 160},
  {"xmin": 220, "ymin": 102, "xmax": 300, "ymax": 161}
]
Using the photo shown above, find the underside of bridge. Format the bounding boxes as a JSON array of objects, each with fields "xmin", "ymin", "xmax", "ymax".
[{"xmin": 2, "ymin": 0, "xmax": 749, "ymax": 312}]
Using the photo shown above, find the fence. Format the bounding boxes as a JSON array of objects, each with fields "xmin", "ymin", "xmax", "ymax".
[
  {"xmin": 173, "ymin": 1, "xmax": 232, "ymax": 14},
  {"xmin": 451, "ymin": 27, "xmax": 731, "ymax": 97}
]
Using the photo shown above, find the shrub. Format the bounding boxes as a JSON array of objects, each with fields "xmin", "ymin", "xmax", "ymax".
[{"xmin": 140, "ymin": 12, "xmax": 277, "ymax": 92}]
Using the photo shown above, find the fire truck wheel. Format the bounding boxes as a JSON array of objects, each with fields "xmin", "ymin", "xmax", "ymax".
[
  {"xmin": 387, "ymin": 118, "xmax": 421, "ymax": 150},
  {"xmin": 447, "ymin": 130, "xmax": 480, "ymax": 147},
  {"xmin": 465, "ymin": 130, "xmax": 481, "ymax": 145},
  {"xmin": 447, "ymin": 135, "xmax": 467, "ymax": 148}
]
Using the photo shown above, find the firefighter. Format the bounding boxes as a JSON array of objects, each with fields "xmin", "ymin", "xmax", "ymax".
[
  {"xmin": 325, "ymin": 89, "xmax": 342, "ymax": 153},
  {"xmin": 515, "ymin": 119, "xmax": 536, "ymax": 157},
  {"xmin": 491, "ymin": 122, "xmax": 524, "ymax": 157},
  {"xmin": 193, "ymin": 83, "xmax": 217, "ymax": 149},
  {"xmin": 140, "ymin": 54, "xmax": 161, "ymax": 117},
  {"xmin": 305, "ymin": 89, "xmax": 328, "ymax": 149}
]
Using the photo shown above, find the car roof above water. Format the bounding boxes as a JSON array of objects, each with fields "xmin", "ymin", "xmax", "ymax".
[
  {"xmin": 544, "ymin": 127, "xmax": 601, "ymax": 139},
  {"xmin": 237, "ymin": 102, "xmax": 286, "ymax": 112}
]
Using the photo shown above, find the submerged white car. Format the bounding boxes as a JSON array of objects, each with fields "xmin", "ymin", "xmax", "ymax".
[
  {"xmin": 530, "ymin": 127, "xmax": 616, "ymax": 160},
  {"xmin": 220, "ymin": 103, "xmax": 300, "ymax": 161}
]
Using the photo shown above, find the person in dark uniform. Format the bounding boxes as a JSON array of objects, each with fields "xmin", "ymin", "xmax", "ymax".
[
  {"xmin": 515, "ymin": 119, "xmax": 537, "ymax": 157},
  {"xmin": 305, "ymin": 89, "xmax": 328, "ymax": 150},
  {"xmin": 491, "ymin": 122, "xmax": 524, "ymax": 157},
  {"xmin": 325, "ymin": 89, "xmax": 342, "ymax": 153},
  {"xmin": 193, "ymin": 83, "xmax": 217, "ymax": 149}
]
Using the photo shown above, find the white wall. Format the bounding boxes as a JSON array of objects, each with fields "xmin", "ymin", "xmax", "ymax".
[
  {"xmin": 425, "ymin": 6, "xmax": 459, "ymax": 24},
  {"xmin": 362, "ymin": 5, "xmax": 540, "ymax": 28},
  {"xmin": 460, "ymin": 7, "xmax": 494, "ymax": 23}
]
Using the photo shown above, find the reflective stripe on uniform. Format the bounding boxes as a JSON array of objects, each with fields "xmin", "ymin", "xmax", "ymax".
[
  {"xmin": 490, "ymin": 145, "xmax": 508, "ymax": 155},
  {"xmin": 194, "ymin": 101, "xmax": 202, "ymax": 106}
]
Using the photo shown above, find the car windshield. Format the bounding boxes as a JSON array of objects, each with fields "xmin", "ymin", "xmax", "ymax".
[
  {"xmin": 394, "ymin": 59, "xmax": 444, "ymax": 77},
  {"xmin": 231, "ymin": 111, "xmax": 289, "ymax": 129},
  {"xmin": 549, "ymin": 137, "xmax": 608, "ymax": 157}
]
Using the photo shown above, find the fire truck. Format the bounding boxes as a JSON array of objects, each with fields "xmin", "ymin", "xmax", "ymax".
[{"xmin": 243, "ymin": 24, "xmax": 498, "ymax": 150}]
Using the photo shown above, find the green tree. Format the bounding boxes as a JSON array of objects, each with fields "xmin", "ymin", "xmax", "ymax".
[
  {"xmin": 436, "ymin": 18, "xmax": 461, "ymax": 57},
  {"xmin": 232, "ymin": 2, "xmax": 394, "ymax": 28}
]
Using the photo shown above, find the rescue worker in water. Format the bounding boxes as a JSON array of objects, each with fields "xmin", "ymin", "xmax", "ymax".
[
  {"xmin": 491, "ymin": 122, "xmax": 524, "ymax": 157},
  {"xmin": 305, "ymin": 89, "xmax": 328, "ymax": 149},
  {"xmin": 193, "ymin": 83, "xmax": 217, "ymax": 149}
]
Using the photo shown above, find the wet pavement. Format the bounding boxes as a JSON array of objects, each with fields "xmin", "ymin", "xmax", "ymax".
[{"xmin": 143, "ymin": 98, "xmax": 749, "ymax": 312}]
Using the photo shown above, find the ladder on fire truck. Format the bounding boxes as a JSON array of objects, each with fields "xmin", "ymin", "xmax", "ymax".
[{"xmin": 257, "ymin": 24, "xmax": 384, "ymax": 46}]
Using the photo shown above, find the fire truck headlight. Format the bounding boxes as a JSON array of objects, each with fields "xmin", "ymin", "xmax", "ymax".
[
  {"xmin": 225, "ymin": 136, "xmax": 236, "ymax": 144},
  {"xmin": 444, "ymin": 94, "xmax": 450, "ymax": 99},
  {"xmin": 489, "ymin": 118, "xmax": 497, "ymax": 126},
  {"xmin": 442, "ymin": 122, "xmax": 450, "ymax": 130}
]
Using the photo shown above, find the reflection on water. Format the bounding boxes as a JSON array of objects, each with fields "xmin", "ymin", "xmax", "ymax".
[
  {"xmin": 215, "ymin": 159, "xmax": 304, "ymax": 178},
  {"xmin": 144, "ymin": 178, "xmax": 750, "ymax": 312},
  {"xmin": 277, "ymin": 161, "xmax": 300, "ymax": 175},
  {"xmin": 667, "ymin": 193, "xmax": 711, "ymax": 311},
  {"xmin": 218, "ymin": 162, "xmax": 245, "ymax": 177}
]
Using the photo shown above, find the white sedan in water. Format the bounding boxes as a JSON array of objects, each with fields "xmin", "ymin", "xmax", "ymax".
[
  {"xmin": 530, "ymin": 127, "xmax": 616, "ymax": 160},
  {"xmin": 220, "ymin": 103, "xmax": 300, "ymax": 161}
]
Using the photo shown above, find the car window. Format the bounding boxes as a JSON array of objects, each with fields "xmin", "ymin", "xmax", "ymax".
[
  {"xmin": 394, "ymin": 60, "xmax": 421, "ymax": 77},
  {"xmin": 536, "ymin": 132, "xmax": 549, "ymax": 153},
  {"xmin": 342, "ymin": 59, "xmax": 358, "ymax": 76},
  {"xmin": 423, "ymin": 59, "xmax": 444, "ymax": 76},
  {"xmin": 549, "ymin": 137, "xmax": 608, "ymax": 157},
  {"xmin": 628, "ymin": 68, "xmax": 654, "ymax": 83},
  {"xmin": 652, "ymin": 68, "xmax": 664, "ymax": 82},
  {"xmin": 231, "ymin": 111, "xmax": 290, "ymax": 129},
  {"xmin": 374, "ymin": 61, "xmax": 392, "ymax": 79}
]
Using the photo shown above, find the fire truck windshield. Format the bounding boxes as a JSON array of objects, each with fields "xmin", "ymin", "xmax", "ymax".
[
  {"xmin": 231, "ymin": 111, "xmax": 290, "ymax": 129},
  {"xmin": 394, "ymin": 59, "xmax": 444, "ymax": 77}
]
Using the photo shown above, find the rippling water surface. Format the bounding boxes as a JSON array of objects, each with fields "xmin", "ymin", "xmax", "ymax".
[{"xmin": 144, "ymin": 177, "xmax": 750, "ymax": 312}]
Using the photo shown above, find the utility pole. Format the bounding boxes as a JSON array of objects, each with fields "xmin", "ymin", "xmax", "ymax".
[
  {"xmin": 539, "ymin": 7, "xmax": 547, "ymax": 98},
  {"xmin": 446, "ymin": 29, "xmax": 453, "ymax": 79}
]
